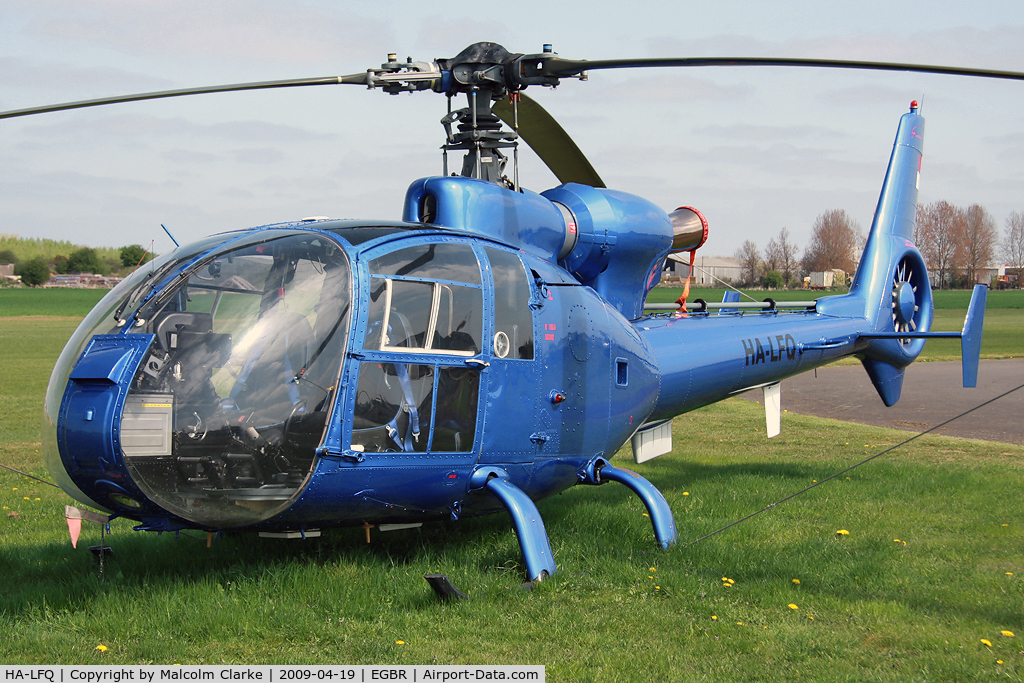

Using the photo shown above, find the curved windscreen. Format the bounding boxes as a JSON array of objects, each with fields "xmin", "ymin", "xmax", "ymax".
[
  {"xmin": 118, "ymin": 232, "xmax": 351, "ymax": 526},
  {"xmin": 43, "ymin": 233, "xmax": 240, "ymax": 507}
]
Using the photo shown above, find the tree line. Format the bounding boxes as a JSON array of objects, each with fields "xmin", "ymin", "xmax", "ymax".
[
  {"xmin": 1, "ymin": 244, "xmax": 154, "ymax": 286},
  {"xmin": 733, "ymin": 202, "xmax": 1022, "ymax": 289},
  {"xmin": 916, "ymin": 202, "xmax": 1023, "ymax": 288}
]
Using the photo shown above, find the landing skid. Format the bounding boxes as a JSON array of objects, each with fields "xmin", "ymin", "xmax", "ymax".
[{"xmin": 470, "ymin": 459, "xmax": 678, "ymax": 582}]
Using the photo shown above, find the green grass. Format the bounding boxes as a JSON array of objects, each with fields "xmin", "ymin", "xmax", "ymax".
[
  {"xmin": 0, "ymin": 288, "xmax": 109, "ymax": 317},
  {"xmin": 2, "ymin": 394, "xmax": 1022, "ymax": 676},
  {"xmin": 1, "ymin": 294, "xmax": 1023, "ymax": 677}
]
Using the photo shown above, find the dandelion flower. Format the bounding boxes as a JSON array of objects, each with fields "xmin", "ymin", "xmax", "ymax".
[
  {"xmin": 1006, "ymin": 572, "xmax": 1014, "ymax": 576},
  {"xmin": 736, "ymin": 622, "xmax": 744, "ymax": 626},
  {"xmin": 998, "ymin": 660, "xmax": 1004, "ymax": 664},
  {"xmin": 396, "ymin": 640, "xmax": 406, "ymax": 645},
  {"xmin": 655, "ymin": 586, "xmax": 660, "ymax": 590},
  {"xmin": 683, "ymin": 492, "xmax": 690, "ymax": 496},
  {"xmin": 711, "ymin": 616, "xmax": 717, "ymax": 620},
  {"xmin": 727, "ymin": 578, "xmax": 735, "ymax": 584},
  {"xmin": 1001, "ymin": 630, "xmax": 1015, "ymax": 638},
  {"xmin": 807, "ymin": 614, "xmax": 814, "ymax": 620},
  {"xmin": 788, "ymin": 604, "xmax": 798, "ymax": 610},
  {"xmin": 95, "ymin": 645, "xmax": 108, "ymax": 652},
  {"xmin": 650, "ymin": 567, "xmax": 656, "ymax": 572},
  {"xmin": 792, "ymin": 579, "xmax": 800, "ymax": 585},
  {"xmin": 893, "ymin": 539, "xmax": 901, "ymax": 543},
  {"xmin": 642, "ymin": 513, "xmax": 649, "ymax": 518},
  {"xmin": 836, "ymin": 529, "xmax": 850, "ymax": 536},
  {"xmin": 981, "ymin": 639, "xmax": 992, "ymax": 647}
]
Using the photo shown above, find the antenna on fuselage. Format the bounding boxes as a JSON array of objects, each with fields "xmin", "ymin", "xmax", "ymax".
[{"xmin": 160, "ymin": 223, "xmax": 180, "ymax": 248}]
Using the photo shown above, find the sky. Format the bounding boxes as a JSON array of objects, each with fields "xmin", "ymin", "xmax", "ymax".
[{"xmin": 2, "ymin": 0, "xmax": 1024, "ymax": 260}]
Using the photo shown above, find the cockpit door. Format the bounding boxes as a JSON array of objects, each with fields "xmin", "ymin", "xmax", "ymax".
[
  {"xmin": 478, "ymin": 248, "xmax": 538, "ymax": 464},
  {"xmin": 349, "ymin": 240, "xmax": 485, "ymax": 461}
]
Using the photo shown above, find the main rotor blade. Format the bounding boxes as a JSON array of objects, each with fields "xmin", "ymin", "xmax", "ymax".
[
  {"xmin": 0, "ymin": 74, "xmax": 370, "ymax": 120},
  {"xmin": 493, "ymin": 93, "xmax": 605, "ymax": 188},
  {"xmin": 539, "ymin": 55, "xmax": 1024, "ymax": 82}
]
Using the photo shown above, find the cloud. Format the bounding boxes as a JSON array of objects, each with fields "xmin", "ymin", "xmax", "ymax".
[
  {"xmin": 162, "ymin": 148, "xmax": 219, "ymax": 164},
  {"xmin": 19, "ymin": 0, "xmax": 395, "ymax": 65},
  {"xmin": 647, "ymin": 25, "xmax": 1024, "ymax": 69},
  {"xmin": 408, "ymin": 16, "xmax": 504, "ymax": 56},
  {"xmin": 231, "ymin": 148, "xmax": 285, "ymax": 165},
  {"xmin": 0, "ymin": 57, "xmax": 173, "ymax": 94},
  {"xmin": 15, "ymin": 113, "xmax": 335, "ymax": 145},
  {"xmin": 691, "ymin": 122, "xmax": 849, "ymax": 142}
]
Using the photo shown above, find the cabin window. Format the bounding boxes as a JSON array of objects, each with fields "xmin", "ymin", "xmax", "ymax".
[
  {"xmin": 364, "ymin": 243, "xmax": 483, "ymax": 356},
  {"xmin": 353, "ymin": 362, "xmax": 434, "ymax": 452},
  {"xmin": 485, "ymin": 247, "xmax": 534, "ymax": 360},
  {"xmin": 353, "ymin": 241, "xmax": 483, "ymax": 454},
  {"xmin": 351, "ymin": 361, "xmax": 479, "ymax": 454}
]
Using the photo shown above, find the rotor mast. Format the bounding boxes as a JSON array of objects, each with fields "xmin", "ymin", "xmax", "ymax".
[
  {"xmin": 440, "ymin": 85, "xmax": 518, "ymax": 185},
  {"xmin": 434, "ymin": 43, "xmax": 545, "ymax": 187}
]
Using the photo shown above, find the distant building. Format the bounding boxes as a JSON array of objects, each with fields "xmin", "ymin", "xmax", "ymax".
[
  {"xmin": 0, "ymin": 263, "xmax": 19, "ymax": 283},
  {"xmin": 978, "ymin": 264, "xmax": 1002, "ymax": 287},
  {"xmin": 664, "ymin": 254, "xmax": 742, "ymax": 285},
  {"xmin": 987, "ymin": 264, "xmax": 1021, "ymax": 289},
  {"xmin": 931, "ymin": 264, "xmax": 1018, "ymax": 289},
  {"xmin": 45, "ymin": 272, "xmax": 124, "ymax": 288}
]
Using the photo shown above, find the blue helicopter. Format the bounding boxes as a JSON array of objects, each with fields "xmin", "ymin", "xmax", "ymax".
[{"xmin": 5, "ymin": 43, "xmax": 1014, "ymax": 584}]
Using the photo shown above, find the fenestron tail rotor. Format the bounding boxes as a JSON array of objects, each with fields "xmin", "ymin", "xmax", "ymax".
[{"xmin": 891, "ymin": 255, "xmax": 923, "ymax": 346}]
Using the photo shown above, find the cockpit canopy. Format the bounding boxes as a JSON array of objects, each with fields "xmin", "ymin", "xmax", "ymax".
[{"xmin": 47, "ymin": 230, "xmax": 352, "ymax": 527}]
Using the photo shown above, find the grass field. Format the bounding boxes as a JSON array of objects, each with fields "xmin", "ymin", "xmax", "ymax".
[{"xmin": 1, "ymin": 290, "xmax": 1023, "ymax": 678}]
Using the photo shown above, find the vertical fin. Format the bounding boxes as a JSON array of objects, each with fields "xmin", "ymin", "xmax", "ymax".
[
  {"xmin": 720, "ymin": 289, "xmax": 741, "ymax": 315},
  {"xmin": 960, "ymin": 284, "xmax": 988, "ymax": 388},
  {"xmin": 862, "ymin": 358, "xmax": 905, "ymax": 407}
]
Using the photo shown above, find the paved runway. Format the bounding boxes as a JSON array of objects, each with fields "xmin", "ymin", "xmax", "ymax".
[{"xmin": 736, "ymin": 359, "xmax": 1024, "ymax": 445}]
